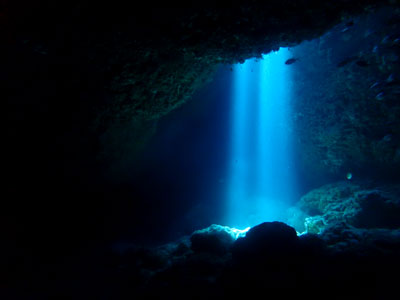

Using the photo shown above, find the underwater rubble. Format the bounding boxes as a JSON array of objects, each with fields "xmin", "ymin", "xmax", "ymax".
[
  {"xmin": 102, "ymin": 180, "xmax": 400, "ymax": 297},
  {"xmin": 297, "ymin": 181, "xmax": 400, "ymax": 233},
  {"xmin": 104, "ymin": 220, "xmax": 400, "ymax": 298}
]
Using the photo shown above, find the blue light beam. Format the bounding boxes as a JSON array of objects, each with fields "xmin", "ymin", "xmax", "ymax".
[{"xmin": 226, "ymin": 48, "xmax": 296, "ymax": 228}]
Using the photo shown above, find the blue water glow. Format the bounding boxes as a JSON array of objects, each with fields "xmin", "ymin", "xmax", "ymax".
[{"xmin": 226, "ymin": 48, "xmax": 296, "ymax": 228}]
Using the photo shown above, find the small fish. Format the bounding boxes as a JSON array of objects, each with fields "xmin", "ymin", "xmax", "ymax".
[
  {"xmin": 382, "ymin": 35, "xmax": 389, "ymax": 44},
  {"xmin": 370, "ymin": 82, "xmax": 380, "ymax": 89},
  {"xmin": 387, "ymin": 74, "xmax": 394, "ymax": 83},
  {"xmin": 346, "ymin": 172, "xmax": 352, "ymax": 180},
  {"xmin": 285, "ymin": 58, "xmax": 299, "ymax": 65},
  {"xmin": 373, "ymin": 45, "xmax": 379, "ymax": 53},
  {"xmin": 356, "ymin": 60, "xmax": 369, "ymax": 67},
  {"xmin": 376, "ymin": 92, "xmax": 384, "ymax": 101},
  {"xmin": 382, "ymin": 134, "xmax": 392, "ymax": 142},
  {"xmin": 341, "ymin": 21, "xmax": 354, "ymax": 33}
]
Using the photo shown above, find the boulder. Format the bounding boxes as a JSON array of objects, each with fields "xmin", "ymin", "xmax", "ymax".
[
  {"xmin": 321, "ymin": 222, "xmax": 400, "ymax": 255},
  {"xmin": 297, "ymin": 181, "xmax": 400, "ymax": 232},
  {"xmin": 232, "ymin": 222, "xmax": 299, "ymax": 261},
  {"xmin": 190, "ymin": 224, "xmax": 236, "ymax": 255}
]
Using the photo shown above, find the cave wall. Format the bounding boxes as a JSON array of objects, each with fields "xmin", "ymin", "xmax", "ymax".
[
  {"xmin": 3, "ymin": 0, "xmax": 398, "ymax": 250},
  {"xmin": 290, "ymin": 5, "xmax": 400, "ymax": 184},
  {"xmin": 4, "ymin": 0, "xmax": 391, "ymax": 178}
]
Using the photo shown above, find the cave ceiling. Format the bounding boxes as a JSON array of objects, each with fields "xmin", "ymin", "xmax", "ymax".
[{"xmin": 3, "ymin": 0, "xmax": 398, "ymax": 181}]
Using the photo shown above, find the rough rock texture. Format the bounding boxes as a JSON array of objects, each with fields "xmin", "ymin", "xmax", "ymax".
[
  {"xmin": 100, "ymin": 223, "xmax": 400, "ymax": 298},
  {"xmin": 291, "ymin": 6, "xmax": 400, "ymax": 180},
  {"xmin": 190, "ymin": 224, "xmax": 238, "ymax": 254},
  {"xmin": 4, "ymin": 221, "xmax": 400, "ymax": 298},
  {"xmin": 321, "ymin": 221, "xmax": 400, "ymax": 254},
  {"xmin": 297, "ymin": 181, "xmax": 400, "ymax": 233},
  {"xmin": 4, "ymin": 0, "xmax": 394, "ymax": 181}
]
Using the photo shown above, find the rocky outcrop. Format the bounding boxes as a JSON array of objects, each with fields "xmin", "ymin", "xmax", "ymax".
[
  {"xmin": 5, "ymin": 220, "xmax": 400, "ymax": 298},
  {"xmin": 295, "ymin": 181, "xmax": 400, "ymax": 233},
  {"xmin": 321, "ymin": 221, "xmax": 400, "ymax": 254},
  {"xmin": 291, "ymin": 6, "xmax": 400, "ymax": 180},
  {"xmin": 190, "ymin": 224, "xmax": 246, "ymax": 254},
  {"xmin": 99, "ymin": 222, "xmax": 400, "ymax": 298}
]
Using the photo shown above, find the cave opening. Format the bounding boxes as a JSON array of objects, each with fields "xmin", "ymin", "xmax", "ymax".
[
  {"xmin": 135, "ymin": 47, "xmax": 306, "ymax": 241},
  {"xmin": 226, "ymin": 48, "xmax": 297, "ymax": 229},
  {"xmin": 4, "ymin": 2, "xmax": 400, "ymax": 297}
]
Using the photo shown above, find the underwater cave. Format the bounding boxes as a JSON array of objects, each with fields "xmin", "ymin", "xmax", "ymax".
[{"xmin": 3, "ymin": 0, "xmax": 400, "ymax": 298}]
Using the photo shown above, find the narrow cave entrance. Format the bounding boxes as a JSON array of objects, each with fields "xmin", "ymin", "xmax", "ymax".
[
  {"xmin": 138, "ymin": 48, "xmax": 303, "ymax": 241},
  {"xmin": 225, "ymin": 48, "xmax": 297, "ymax": 229}
]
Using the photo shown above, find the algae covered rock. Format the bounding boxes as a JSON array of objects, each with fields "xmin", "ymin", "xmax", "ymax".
[
  {"xmin": 297, "ymin": 181, "xmax": 400, "ymax": 232},
  {"xmin": 304, "ymin": 215, "xmax": 328, "ymax": 234},
  {"xmin": 321, "ymin": 222, "xmax": 400, "ymax": 255},
  {"xmin": 299, "ymin": 181, "xmax": 361, "ymax": 216},
  {"xmin": 190, "ymin": 224, "xmax": 237, "ymax": 255}
]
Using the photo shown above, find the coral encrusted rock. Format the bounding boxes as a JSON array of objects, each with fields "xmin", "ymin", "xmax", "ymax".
[
  {"xmin": 190, "ymin": 224, "xmax": 237, "ymax": 255},
  {"xmin": 298, "ymin": 181, "xmax": 400, "ymax": 232}
]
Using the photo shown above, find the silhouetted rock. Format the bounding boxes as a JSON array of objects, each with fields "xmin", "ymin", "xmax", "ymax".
[
  {"xmin": 223, "ymin": 222, "xmax": 304, "ymax": 290},
  {"xmin": 232, "ymin": 222, "xmax": 299, "ymax": 260}
]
